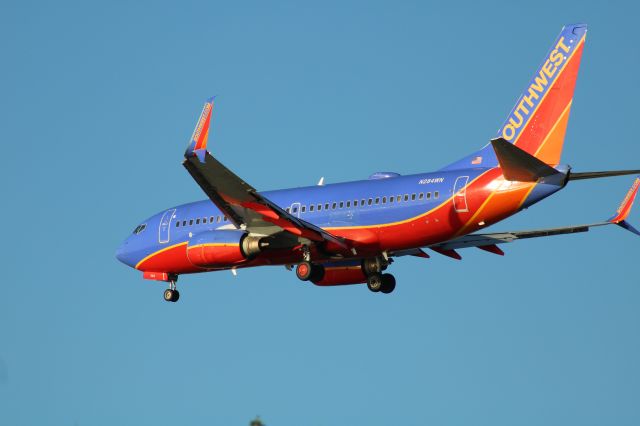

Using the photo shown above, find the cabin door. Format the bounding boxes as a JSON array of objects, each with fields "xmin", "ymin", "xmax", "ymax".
[
  {"xmin": 290, "ymin": 202, "xmax": 301, "ymax": 218},
  {"xmin": 453, "ymin": 176, "xmax": 469, "ymax": 213},
  {"xmin": 159, "ymin": 209, "xmax": 176, "ymax": 243}
]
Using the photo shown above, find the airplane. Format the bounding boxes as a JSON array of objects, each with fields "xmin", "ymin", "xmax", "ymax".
[{"xmin": 116, "ymin": 23, "xmax": 640, "ymax": 302}]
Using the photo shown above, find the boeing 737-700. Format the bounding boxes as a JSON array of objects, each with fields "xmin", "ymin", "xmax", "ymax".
[{"xmin": 116, "ymin": 24, "xmax": 639, "ymax": 302}]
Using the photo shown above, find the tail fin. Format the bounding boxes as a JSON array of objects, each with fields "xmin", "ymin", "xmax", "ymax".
[{"xmin": 442, "ymin": 24, "xmax": 587, "ymax": 171}]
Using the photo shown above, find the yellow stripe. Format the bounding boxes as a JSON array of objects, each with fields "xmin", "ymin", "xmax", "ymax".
[
  {"xmin": 454, "ymin": 191, "xmax": 498, "ymax": 237},
  {"xmin": 323, "ymin": 169, "xmax": 494, "ymax": 231},
  {"xmin": 532, "ymin": 100, "xmax": 573, "ymax": 158},
  {"xmin": 135, "ymin": 242, "xmax": 188, "ymax": 270},
  {"xmin": 188, "ymin": 243, "xmax": 239, "ymax": 249}
]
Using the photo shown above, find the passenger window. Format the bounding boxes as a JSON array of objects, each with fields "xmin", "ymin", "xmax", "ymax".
[
  {"xmin": 361, "ymin": 199, "xmax": 366, "ymax": 206},
  {"xmin": 202, "ymin": 217, "xmax": 207, "ymax": 224},
  {"xmin": 285, "ymin": 207, "xmax": 290, "ymax": 213},
  {"xmin": 224, "ymin": 216, "xmax": 228, "ymax": 221},
  {"xmin": 292, "ymin": 206, "xmax": 298, "ymax": 213},
  {"xmin": 419, "ymin": 193, "xmax": 424, "ymax": 200},
  {"xmin": 427, "ymin": 192, "xmax": 431, "ymax": 199},
  {"xmin": 210, "ymin": 216, "xmax": 214, "ymax": 222},
  {"xmin": 182, "ymin": 220, "xmax": 187, "ymax": 226},
  {"xmin": 368, "ymin": 198, "xmax": 373, "ymax": 206},
  {"xmin": 189, "ymin": 219, "xmax": 194, "ymax": 226},
  {"xmin": 354, "ymin": 200, "xmax": 358, "ymax": 207},
  {"xmin": 389, "ymin": 196, "xmax": 394, "ymax": 204},
  {"xmin": 411, "ymin": 194, "xmax": 416, "ymax": 201},
  {"xmin": 196, "ymin": 218, "xmax": 200, "ymax": 225},
  {"xmin": 175, "ymin": 221, "xmax": 180, "ymax": 228},
  {"xmin": 325, "ymin": 203, "xmax": 330, "ymax": 210},
  {"xmin": 217, "ymin": 216, "xmax": 221, "ymax": 223},
  {"xmin": 310, "ymin": 204, "xmax": 314, "ymax": 212},
  {"xmin": 396, "ymin": 195, "xmax": 401, "ymax": 202},
  {"xmin": 404, "ymin": 194, "xmax": 409, "ymax": 201},
  {"xmin": 318, "ymin": 204, "xmax": 322, "ymax": 211},
  {"xmin": 375, "ymin": 197, "xmax": 380, "ymax": 204},
  {"xmin": 339, "ymin": 201, "xmax": 344, "ymax": 208},
  {"xmin": 346, "ymin": 201, "xmax": 351, "ymax": 208},
  {"xmin": 332, "ymin": 202, "xmax": 337, "ymax": 210},
  {"xmin": 301, "ymin": 206, "xmax": 306, "ymax": 213},
  {"xmin": 434, "ymin": 191, "xmax": 439, "ymax": 199},
  {"xmin": 382, "ymin": 196, "xmax": 386, "ymax": 204}
]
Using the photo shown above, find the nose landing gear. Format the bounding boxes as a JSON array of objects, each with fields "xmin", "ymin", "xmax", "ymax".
[{"xmin": 163, "ymin": 279, "xmax": 180, "ymax": 302}]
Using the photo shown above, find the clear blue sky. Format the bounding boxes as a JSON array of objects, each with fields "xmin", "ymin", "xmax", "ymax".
[{"xmin": 2, "ymin": 1, "xmax": 639, "ymax": 425}]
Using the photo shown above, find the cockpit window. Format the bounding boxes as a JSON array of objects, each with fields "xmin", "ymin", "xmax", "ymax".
[{"xmin": 133, "ymin": 224, "xmax": 147, "ymax": 235}]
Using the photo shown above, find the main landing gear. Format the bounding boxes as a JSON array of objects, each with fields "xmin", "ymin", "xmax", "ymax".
[
  {"xmin": 296, "ymin": 261, "xmax": 325, "ymax": 282},
  {"xmin": 363, "ymin": 257, "xmax": 396, "ymax": 294},
  {"xmin": 366, "ymin": 273, "xmax": 396, "ymax": 294},
  {"xmin": 163, "ymin": 279, "xmax": 180, "ymax": 302}
]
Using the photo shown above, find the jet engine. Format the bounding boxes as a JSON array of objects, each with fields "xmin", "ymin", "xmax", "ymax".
[
  {"xmin": 312, "ymin": 261, "xmax": 367, "ymax": 286},
  {"xmin": 187, "ymin": 230, "xmax": 267, "ymax": 267}
]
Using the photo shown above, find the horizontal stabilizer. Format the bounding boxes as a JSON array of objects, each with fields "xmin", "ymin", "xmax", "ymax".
[
  {"xmin": 491, "ymin": 138, "xmax": 561, "ymax": 182},
  {"xmin": 568, "ymin": 170, "xmax": 640, "ymax": 180}
]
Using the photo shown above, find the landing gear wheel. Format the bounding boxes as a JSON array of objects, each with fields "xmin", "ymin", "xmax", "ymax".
[
  {"xmin": 367, "ymin": 273, "xmax": 383, "ymax": 292},
  {"xmin": 380, "ymin": 273, "xmax": 396, "ymax": 294},
  {"xmin": 296, "ymin": 262, "xmax": 313, "ymax": 281},
  {"xmin": 163, "ymin": 289, "xmax": 180, "ymax": 302},
  {"xmin": 296, "ymin": 262, "xmax": 325, "ymax": 282}
]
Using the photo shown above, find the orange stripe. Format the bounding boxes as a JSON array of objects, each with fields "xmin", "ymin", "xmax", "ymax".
[{"xmin": 135, "ymin": 242, "xmax": 188, "ymax": 270}]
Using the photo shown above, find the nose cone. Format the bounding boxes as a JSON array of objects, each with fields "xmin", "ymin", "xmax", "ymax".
[{"xmin": 115, "ymin": 239, "xmax": 136, "ymax": 268}]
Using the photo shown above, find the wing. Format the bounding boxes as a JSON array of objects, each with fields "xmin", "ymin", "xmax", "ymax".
[
  {"xmin": 432, "ymin": 222, "xmax": 604, "ymax": 251},
  {"xmin": 182, "ymin": 98, "xmax": 349, "ymax": 249}
]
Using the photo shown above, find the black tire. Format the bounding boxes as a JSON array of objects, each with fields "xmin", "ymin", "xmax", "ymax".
[
  {"xmin": 367, "ymin": 273, "xmax": 383, "ymax": 292},
  {"xmin": 309, "ymin": 264, "xmax": 325, "ymax": 283},
  {"xmin": 296, "ymin": 261, "xmax": 314, "ymax": 281},
  {"xmin": 171, "ymin": 290, "xmax": 180, "ymax": 302},
  {"xmin": 380, "ymin": 273, "xmax": 396, "ymax": 294},
  {"xmin": 163, "ymin": 289, "xmax": 174, "ymax": 302}
]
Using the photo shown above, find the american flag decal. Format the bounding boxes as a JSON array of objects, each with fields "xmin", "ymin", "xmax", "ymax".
[{"xmin": 471, "ymin": 156, "xmax": 482, "ymax": 165}]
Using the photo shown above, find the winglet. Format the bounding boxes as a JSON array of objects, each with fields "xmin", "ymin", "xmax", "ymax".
[
  {"xmin": 185, "ymin": 97, "xmax": 215, "ymax": 161},
  {"xmin": 608, "ymin": 176, "xmax": 640, "ymax": 236}
]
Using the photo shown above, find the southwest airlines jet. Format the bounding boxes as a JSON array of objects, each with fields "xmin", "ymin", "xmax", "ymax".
[{"xmin": 117, "ymin": 24, "xmax": 639, "ymax": 302}]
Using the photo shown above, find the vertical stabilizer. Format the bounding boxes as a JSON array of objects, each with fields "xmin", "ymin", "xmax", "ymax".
[{"xmin": 442, "ymin": 24, "xmax": 587, "ymax": 171}]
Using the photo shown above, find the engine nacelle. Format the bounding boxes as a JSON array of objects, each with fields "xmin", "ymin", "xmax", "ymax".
[
  {"xmin": 187, "ymin": 230, "xmax": 266, "ymax": 267},
  {"xmin": 313, "ymin": 261, "xmax": 367, "ymax": 286}
]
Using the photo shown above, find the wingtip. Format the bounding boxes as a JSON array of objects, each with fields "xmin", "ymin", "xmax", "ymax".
[
  {"xmin": 185, "ymin": 98, "xmax": 215, "ymax": 158},
  {"xmin": 608, "ymin": 176, "xmax": 640, "ymax": 224}
]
